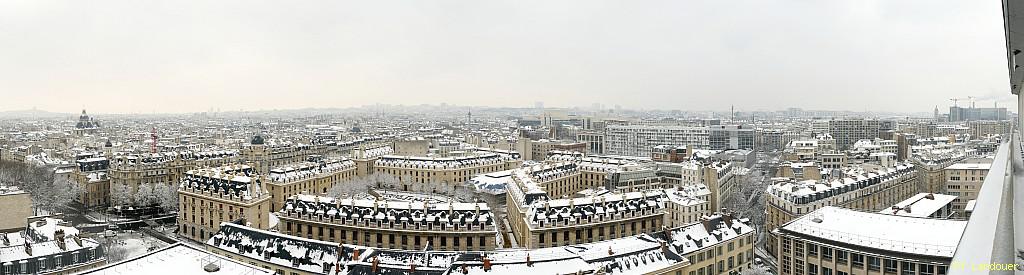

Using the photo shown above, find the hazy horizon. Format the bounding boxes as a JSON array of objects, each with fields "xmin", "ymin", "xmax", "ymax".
[{"xmin": 0, "ymin": 0, "xmax": 1015, "ymax": 114}]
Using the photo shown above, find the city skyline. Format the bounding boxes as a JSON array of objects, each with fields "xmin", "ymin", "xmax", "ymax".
[{"xmin": 0, "ymin": 0, "xmax": 1014, "ymax": 114}]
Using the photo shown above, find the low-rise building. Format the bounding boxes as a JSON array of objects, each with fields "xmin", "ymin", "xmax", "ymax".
[
  {"xmin": 207, "ymin": 222, "xmax": 348, "ymax": 275},
  {"xmin": 774, "ymin": 206, "xmax": 966, "ymax": 275},
  {"xmin": 0, "ymin": 217, "xmax": 106, "ymax": 275},
  {"xmin": 81, "ymin": 243, "xmax": 272, "ymax": 275},
  {"xmin": 878, "ymin": 192, "xmax": 957, "ymax": 219},
  {"xmin": 0, "ymin": 186, "xmax": 32, "ymax": 232}
]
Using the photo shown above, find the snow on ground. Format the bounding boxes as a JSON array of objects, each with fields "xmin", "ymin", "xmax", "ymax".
[
  {"xmin": 103, "ymin": 230, "xmax": 171, "ymax": 262},
  {"xmin": 83, "ymin": 210, "xmax": 134, "ymax": 223}
]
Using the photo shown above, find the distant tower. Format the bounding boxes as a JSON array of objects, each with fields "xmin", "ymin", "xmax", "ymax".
[
  {"xmin": 731, "ymin": 105, "xmax": 735, "ymax": 122},
  {"xmin": 150, "ymin": 127, "xmax": 158, "ymax": 154},
  {"xmin": 934, "ymin": 106, "xmax": 939, "ymax": 120},
  {"xmin": 467, "ymin": 109, "xmax": 472, "ymax": 124}
]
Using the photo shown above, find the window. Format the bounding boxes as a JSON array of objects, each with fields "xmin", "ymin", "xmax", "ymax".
[
  {"xmin": 836, "ymin": 250, "xmax": 848, "ymax": 264},
  {"xmin": 885, "ymin": 259, "xmax": 898, "ymax": 273},
  {"xmin": 851, "ymin": 253, "xmax": 864, "ymax": 267},
  {"xmin": 921, "ymin": 264, "xmax": 935, "ymax": 275},
  {"xmin": 821, "ymin": 247, "xmax": 833, "ymax": 261},
  {"xmin": 822, "ymin": 267, "xmax": 832, "ymax": 275},
  {"xmin": 868, "ymin": 256, "xmax": 881, "ymax": 271},
  {"xmin": 808, "ymin": 263, "xmax": 818, "ymax": 275},
  {"xmin": 807, "ymin": 243, "xmax": 818, "ymax": 256},
  {"xmin": 902, "ymin": 262, "xmax": 916, "ymax": 275}
]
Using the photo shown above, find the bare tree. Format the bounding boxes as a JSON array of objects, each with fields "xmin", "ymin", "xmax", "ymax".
[{"xmin": 105, "ymin": 240, "xmax": 131, "ymax": 262}]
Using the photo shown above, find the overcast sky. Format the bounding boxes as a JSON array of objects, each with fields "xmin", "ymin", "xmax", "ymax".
[{"xmin": 0, "ymin": 0, "xmax": 1013, "ymax": 114}]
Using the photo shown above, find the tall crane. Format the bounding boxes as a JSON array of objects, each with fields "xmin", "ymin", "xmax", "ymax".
[{"xmin": 949, "ymin": 97, "xmax": 975, "ymax": 108}]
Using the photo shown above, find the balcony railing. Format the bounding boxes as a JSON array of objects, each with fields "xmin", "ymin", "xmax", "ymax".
[{"xmin": 948, "ymin": 134, "xmax": 1021, "ymax": 275}]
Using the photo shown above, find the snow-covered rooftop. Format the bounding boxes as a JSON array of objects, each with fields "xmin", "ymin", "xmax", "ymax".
[
  {"xmin": 878, "ymin": 193, "xmax": 957, "ymax": 218},
  {"xmin": 780, "ymin": 206, "xmax": 966, "ymax": 258},
  {"xmin": 269, "ymin": 158, "xmax": 356, "ymax": 183},
  {"xmin": 667, "ymin": 213, "xmax": 754, "ymax": 255},
  {"xmin": 208, "ymin": 223, "xmax": 346, "ymax": 275},
  {"xmin": 468, "ymin": 170, "xmax": 514, "ymax": 195},
  {"xmin": 525, "ymin": 191, "xmax": 665, "ymax": 229},
  {"xmin": 375, "ymin": 153, "xmax": 514, "ymax": 170},
  {"xmin": 181, "ymin": 164, "xmax": 264, "ymax": 199},
  {"xmin": 81, "ymin": 243, "xmax": 273, "ymax": 275},
  {"xmin": 767, "ymin": 163, "xmax": 915, "ymax": 205},
  {"xmin": 282, "ymin": 195, "xmax": 496, "ymax": 232},
  {"xmin": 945, "ymin": 162, "xmax": 992, "ymax": 170}
]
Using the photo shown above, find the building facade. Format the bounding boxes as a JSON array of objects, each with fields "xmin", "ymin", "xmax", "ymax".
[
  {"xmin": 774, "ymin": 207, "xmax": 965, "ymax": 275},
  {"xmin": 177, "ymin": 164, "xmax": 272, "ymax": 243},
  {"xmin": 709, "ymin": 125, "xmax": 755, "ymax": 150},
  {"xmin": 765, "ymin": 163, "xmax": 918, "ymax": 257},
  {"xmin": 943, "ymin": 161, "xmax": 991, "ymax": 216},
  {"xmin": 278, "ymin": 195, "xmax": 498, "ymax": 251},
  {"xmin": 265, "ymin": 157, "xmax": 358, "ymax": 211},
  {"xmin": 605, "ymin": 125, "xmax": 709, "ymax": 157}
]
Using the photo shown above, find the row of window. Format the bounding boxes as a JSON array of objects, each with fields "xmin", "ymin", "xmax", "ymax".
[
  {"xmin": 284, "ymin": 221, "xmax": 491, "ymax": 250},
  {"xmin": 784, "ymin": 240, "xmax": 947, "ymax": 275}
]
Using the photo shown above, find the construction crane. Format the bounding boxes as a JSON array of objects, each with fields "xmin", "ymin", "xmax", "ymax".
[{"xmin": 949, "ymin": 96, "xmax": 976, "ymax": 108}]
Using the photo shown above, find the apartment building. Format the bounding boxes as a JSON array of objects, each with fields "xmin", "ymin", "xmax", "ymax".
[
  {"xmin": 265, "ymin": 156, "xmax": 358, "ymax": 211},
  {"xmin": 277, "ymin": 194, "xmax": 498, "ymax": 251},
  {"xmin": 765, "ymin": 163, "xmax": 918, "ymax": 257},
  {"xmin": 604, "ymin": 125, "xmax": 709, "ymax": 157},
  {"xmin": 177, "ymin": 164, "xmax": 272, "ymax": 243},
  {"xmin": 709, "ymin": 125, "xmax": 755, "ymax": 150},
  {"xmin": 828, "ymin": 119, "xmax": 882, "ymax": 150},
  {"xmin": 242, "ymin": 135, "xmax": 334, "ymax": 175},
  {"xmin": 373, "ymin": 152, "xmax": 521, "ymax": 185},
  {"xmin": 943, "ymin": 160, "xmax": 992, "ymax": 216}
]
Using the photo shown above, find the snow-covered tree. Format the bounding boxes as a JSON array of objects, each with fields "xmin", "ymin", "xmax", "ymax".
[
  {"xmin": 452, "ymin": 184, "xmax": 478, "ymax": 203},
  {"xmin": 44, "ymin": 175, "xmax": 84, "ymax": 212},
  {"xmin": 153, "ymin": 183, "xmax": 178, "ymax": 212},
  {"xmin": 110, "ymin": 183, "xmax": 132, "ymax": 207},
  {"xmin": 134, "ymin": 183, "xmax": 153, "ymax": 207},
  {"xmin": 327, "ymin": 176, "xmax": 373, "ymax": 198}
]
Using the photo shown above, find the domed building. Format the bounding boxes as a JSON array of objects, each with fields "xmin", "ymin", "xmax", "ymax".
[{"xmin": 73, "ymin": 109, "xmax": 100, "ymax": 136}]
